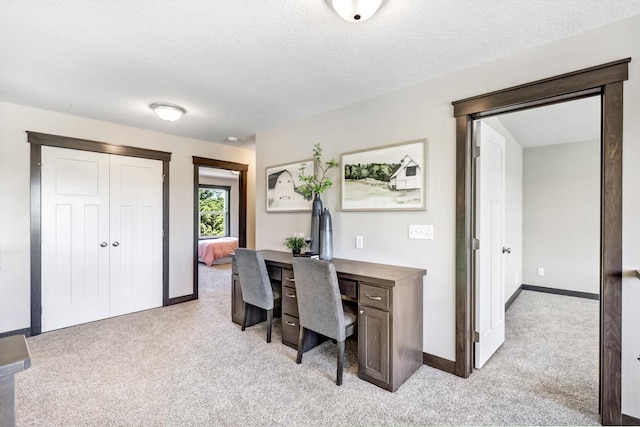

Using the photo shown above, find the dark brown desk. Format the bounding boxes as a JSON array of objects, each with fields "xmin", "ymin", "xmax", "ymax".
[
  {"xmin": 231, "ymin": 250, "xmax": 426, "ymax": 392},
  {"xmin": 0, "ymin": 335, "xmax": 31, "ymax": 427}
]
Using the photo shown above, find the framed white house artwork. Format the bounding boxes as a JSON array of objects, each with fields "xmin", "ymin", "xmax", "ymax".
[
  {"xmin": 341, "ymin": 139, "xmax": 428, "ymax": 211},
  {"xmin": 266, "ymin": 160, "xmax": 314, "ymax": 212}
]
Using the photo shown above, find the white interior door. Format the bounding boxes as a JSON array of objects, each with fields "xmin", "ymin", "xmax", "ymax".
[
  {"xmin": 474, "ymin": 121, "xmax": 506, "ymax": 368},
  {"xmin": 41, "ymin": 147, "xmax": 111, "ymax": 332},
  {"xmin": 109, "ymin": 155, "xmax": 163, "ymax": 316}
]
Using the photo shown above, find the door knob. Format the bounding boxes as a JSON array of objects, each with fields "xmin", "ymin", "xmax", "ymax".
[
  {"xmin": 112, "ymin": 241, "xmax": 120, "ymax": 247},
  {"xmin": 502, "ymin": 247, "xmax": 511, "ymax": 254},
  {"xmin": 100, "ymin": 242, "xmax": 108, "ymax": 247}
]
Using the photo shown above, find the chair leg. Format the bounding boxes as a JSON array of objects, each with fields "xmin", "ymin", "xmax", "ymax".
[
  {"xmin": 296, "ymin": 327, "xmax": 305, "ymax": 364},
  {"xmin": 336, "ymin": 340, "xmax": 345, "ymax": 386},
  {"xmin": 266, "ymin": 309, "xmax": 273, "ymax": 343},
  {"xmin": 241, "ymin": 302, "xmax": 249, "ymax": 331}
]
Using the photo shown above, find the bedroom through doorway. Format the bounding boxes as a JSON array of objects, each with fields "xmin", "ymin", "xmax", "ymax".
[
  {"xmin": 192, "ymin": 157, "xmax": 248, "ymax": 300},
  {"xmin": 197, "ymin": 167, "xmax": 239, "ymax": 291}
]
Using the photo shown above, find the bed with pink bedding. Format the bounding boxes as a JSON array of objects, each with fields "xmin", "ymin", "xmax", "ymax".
[{"xmin": 198, "ymin": 237, "xmax": 239, "ymax": 266}]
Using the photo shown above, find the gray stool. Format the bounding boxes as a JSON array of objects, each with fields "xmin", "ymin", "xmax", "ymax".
[{"xmin": 0, "ymin": 335, "xmax": 31, "ymax": 427}]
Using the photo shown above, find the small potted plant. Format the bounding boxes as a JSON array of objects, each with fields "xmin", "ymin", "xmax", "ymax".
[{"xmin": 284, "ymin": 236, "xmax": 307, "ymax": 256}]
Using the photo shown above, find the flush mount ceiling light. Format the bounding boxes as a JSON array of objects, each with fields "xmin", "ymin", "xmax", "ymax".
[
  {"xmin": 150, "ymin": 103, "xmax": 186, "ymax": 122},
  {"xmin": 327, "ymin": 0, "xmax": 383, "ymax": 22}
]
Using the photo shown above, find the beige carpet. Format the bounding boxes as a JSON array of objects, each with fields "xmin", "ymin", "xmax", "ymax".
[{"xmin": 15, "ymin": 264, "xmax": 600, "ymax": 426}]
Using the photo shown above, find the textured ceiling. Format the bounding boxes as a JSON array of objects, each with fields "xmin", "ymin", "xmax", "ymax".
[
  {"xmin": 496, "ymin": 96, "xmax": 601, "ymax": 148},
  {"xmin": 1, "ymin": 1, "xmax": 639, "ymax": 149}
]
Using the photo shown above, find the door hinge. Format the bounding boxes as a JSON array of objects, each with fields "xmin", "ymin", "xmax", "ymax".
[
  {"xmin": 472, "ymin": 238, "xmax": 480, "ymax": 250},
  {"xmin": 473, "ymin": 331, "xmax": 480, "ymax": 342},
  {"xmin": 473, "ymin": 145, "xmax": 480, "ymax": 158},
  {"xmin": 162, "ymin": 174, "xmax": 165, "ymax": 182}
]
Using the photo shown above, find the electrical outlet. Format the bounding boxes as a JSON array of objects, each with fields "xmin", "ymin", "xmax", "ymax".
[
  {"xmin": 355, "ymin": 235, "xmax": 364, "ymax": 249},
  {"xmin": 537, "ymin": 267, "xmax": 545, "ymax": 276}
]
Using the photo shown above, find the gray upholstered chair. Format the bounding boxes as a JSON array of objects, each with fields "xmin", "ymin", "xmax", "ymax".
[
  {"xmin": 291, "ymin": 257, "xmax": 357, "ymax": 386},
  {"xmin": 234, "ymin": 248, "xmax": 281, "ymax": 343}
]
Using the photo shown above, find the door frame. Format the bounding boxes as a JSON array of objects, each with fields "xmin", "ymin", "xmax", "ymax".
[
  {"xmin": 452, "ymin": 58, "xmax": 629, "ymax": 426},
  {"xmin": 192, "ymin": 156, "xmax": 248, "ymax": 300},
  {"xmin": 28, "ymin": 131, "xmax": 172, "ymax": 336}
]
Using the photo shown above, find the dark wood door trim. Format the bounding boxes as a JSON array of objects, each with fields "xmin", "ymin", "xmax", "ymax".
[
  {"xmin": 451, "ymin": 58, "xmax": 629, "ymax": 426},
  {"xmin": 191, "ymin": 156, "xmax": 249, "ymax": 303},
  {"xmin": 29, "ymin": 143, "xmax": 42, "ymax": 335},
  {"xmin": 27, "ymin": 131, "xmax": 172, "ymax": 161},
  {"xmin": 600, "ymin": 81, "xmax": 624, "ymax": 424},
  {"xmin": 452, "ymin": 58, "xmax": 629, "ymax": 117},
  {"xmin": 27, "ymin": 132, "xmax": 172, "ymax": 335}
]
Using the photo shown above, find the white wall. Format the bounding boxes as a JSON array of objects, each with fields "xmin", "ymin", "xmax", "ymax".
[
  {"xmin": 0, "ymin": 101, "xmax": 256, "ymax": 333},
  {"xmin": 522, "ymin": 140, "xmax": 600, "ymax": 294},
  {"xmin": 199, "ymin": 174, "xmax": 240, "ymax": 238},
  {"xmin": 255, "ymin": 16, "xmax": 640, "ymax": 417},
  {"xmin": 483, "ymin": 118, "xmax": 523, "ymax": 301}
]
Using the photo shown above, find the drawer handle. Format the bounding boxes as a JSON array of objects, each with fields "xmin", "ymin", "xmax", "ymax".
[
  {"xmin": 285, "ymin": 293, "xmax": 296, "ymax": 298},
  {"xmin": 285, "ymin": 320, "xmax": 296, "ymax": 326},
  {"xmin": 365, "ymin": 294, "xmax": 382, "ymax": 301},
  {"xmin": 286, "ymin": 278, "xmax": 295, "ymax": 282}
]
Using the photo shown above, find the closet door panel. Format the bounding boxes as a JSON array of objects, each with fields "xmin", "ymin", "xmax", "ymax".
[
  {"xmin": 41, "ymin": 147, "xmax": 110, "ymax": 332},
  {"xmin": 109, "ymin": 155, "xmax": 163, "ymax": 316}
]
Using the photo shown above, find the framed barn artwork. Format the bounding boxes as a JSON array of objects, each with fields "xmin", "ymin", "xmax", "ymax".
[
  {"xmin": 341, "ymin": 139, "xmax": 428, "ymax": 211},
  {"xmin": 266, "ymin": 159, "xmax": 314, "ymax": 212}
]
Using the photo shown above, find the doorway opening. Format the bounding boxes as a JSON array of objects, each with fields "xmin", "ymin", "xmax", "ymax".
[
  {"xmin": 452, "ymin": 58, "xmax": 629, "ymax": 425},
  {"xmin": 192, "ymin": 157, "xmax": 248, "ymax": 301},
  {"xmin": 471, "ymin": 96, "xmax": 601, "ymax": 416}
]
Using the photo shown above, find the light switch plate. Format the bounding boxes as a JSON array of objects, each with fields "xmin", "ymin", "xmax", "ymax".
[{"xmin": 408, "ymin": 225, "xmax": 433, "ymax": 240}]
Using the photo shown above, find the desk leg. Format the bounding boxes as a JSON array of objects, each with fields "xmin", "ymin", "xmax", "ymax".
[{"xmin": 0, "ymin": 374, "xmax": 16, "ymax": 427}]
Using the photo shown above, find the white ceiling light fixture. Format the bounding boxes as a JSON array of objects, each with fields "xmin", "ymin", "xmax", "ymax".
[
  {"xmin": 327, "ymin": 0, "xmax": 384, "ymax": 22},
  {"xmin": 150, "ymin": 102, "xmax": 186, "ymax": 122}
]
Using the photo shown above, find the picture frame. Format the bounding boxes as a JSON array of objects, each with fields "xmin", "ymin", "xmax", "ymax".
[
  {"xmin": 341, "ymin": 139, "xmax": 428, "ymax": 211},
  {"xmin": 266, "ymin": 159, "xmax": 314, "ymax": 212}
]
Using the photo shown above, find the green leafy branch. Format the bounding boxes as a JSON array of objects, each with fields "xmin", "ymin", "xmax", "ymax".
[{"xmin": 298, "ymin": 143, "xmax": 338, "ymax": 199}]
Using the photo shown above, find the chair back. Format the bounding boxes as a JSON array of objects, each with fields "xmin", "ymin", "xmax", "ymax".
[
  {"xmin": 235, "ymin": 248, "xmax": 274, "ymax": 310},
  {"xmin": 291, "ymin": 257, "xmax": 345, "ymax": 341}
]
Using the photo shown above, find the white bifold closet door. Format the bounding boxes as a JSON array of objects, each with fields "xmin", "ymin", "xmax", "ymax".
[{"xmin": 41, "ymin": 146, "xmax": 163, "ymax": 332}]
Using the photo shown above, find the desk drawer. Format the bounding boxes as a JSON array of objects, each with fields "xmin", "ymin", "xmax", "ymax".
[
  {"xmin": 282, "ymin": 313, "xmax": 300, "ymax": 347},
  {"xmin": 359, "ymin": 283, "xmax": 390, "ymax": 311},
  {"xmin": 282, "ymin": 285, "xmax": 299, "ymax": 317},
  {"xmin": 282, "ymin": 268, "xmax": 296, "ymax": 287},
  {"xmin": 267, "ymin": 265, "xmax": 281, "ymax": 281},
  {"xmin": 338, "ymin": 278, "xmax": 357, "ymax": 299}
]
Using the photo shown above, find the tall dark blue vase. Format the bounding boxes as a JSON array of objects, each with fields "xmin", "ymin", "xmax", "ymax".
[{"xmin": 310, "ymin": 193, "xmax": 322, "ymax": 255}]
